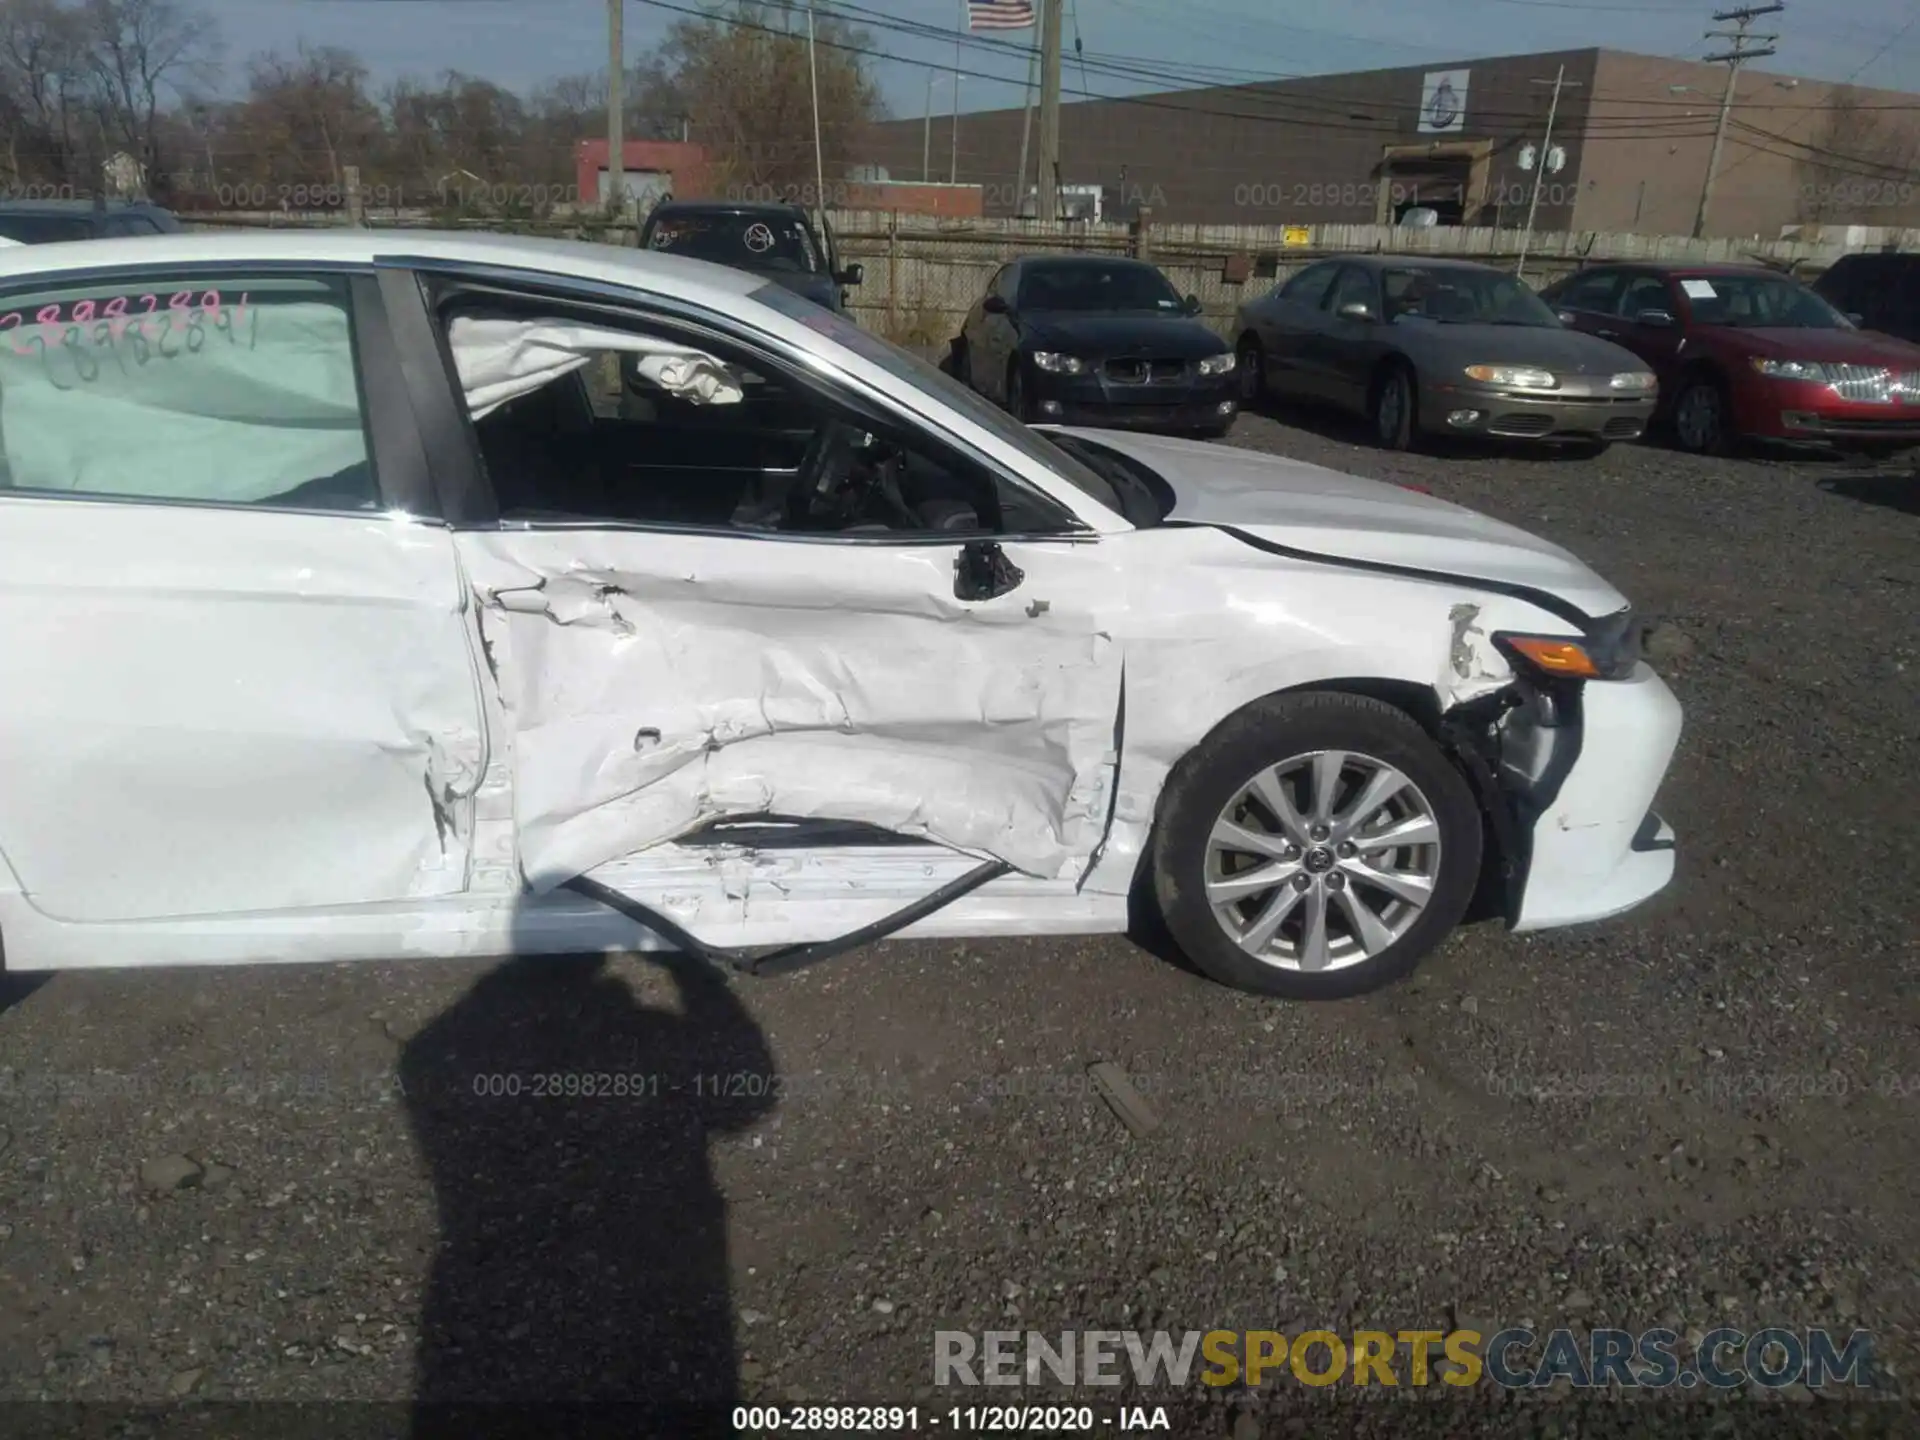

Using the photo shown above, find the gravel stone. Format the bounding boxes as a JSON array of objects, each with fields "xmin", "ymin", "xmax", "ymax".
[{"xmin": 138, "ymin": 1154, "xmax": 203, "ymax": 1194}]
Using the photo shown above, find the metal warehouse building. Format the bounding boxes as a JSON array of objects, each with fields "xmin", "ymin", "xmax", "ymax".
[{"xmin": 861, "ymin": 47, "xmax": 1920, "ymax": 238}]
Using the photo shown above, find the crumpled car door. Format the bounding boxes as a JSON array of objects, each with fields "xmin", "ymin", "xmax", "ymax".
[{"xmin": 455, "ymin": 528, "xmax": 1124, "ymax": 896}]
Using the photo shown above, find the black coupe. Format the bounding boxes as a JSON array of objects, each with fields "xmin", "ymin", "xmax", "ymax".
[{"xmin": 948, "ymin": 256, "xmax": 1238, "ymax": 437}]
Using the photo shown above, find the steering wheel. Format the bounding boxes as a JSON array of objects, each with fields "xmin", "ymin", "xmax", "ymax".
[{"xmin": 788, "ymin": 420, "xmax": 863, "ymax": 529}]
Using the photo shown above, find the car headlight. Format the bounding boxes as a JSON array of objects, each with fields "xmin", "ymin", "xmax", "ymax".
[
  {"xmin": 1031, "ymin": 351, "xmax": 1085, "ymax": 375},
  {"xmin": 1751, "ymin": 358, "xmax": 1839, "ymax": 381},
  {"xmin": 1197, "ymin": 352, "xmax": 1237, "ymax": 376},
  {"xmin": 1465, "ymin": 364, "xmax": 1558, "ymax": 389},
  {"xmin": 1609, "ymin": 371, "xmax": 1657, "ymax": 391}
]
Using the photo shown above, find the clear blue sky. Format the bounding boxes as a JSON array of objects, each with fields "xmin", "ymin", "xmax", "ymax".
[{"xmin": 199, "ymin": 0, "xmax": 1920, "ymax": 112}]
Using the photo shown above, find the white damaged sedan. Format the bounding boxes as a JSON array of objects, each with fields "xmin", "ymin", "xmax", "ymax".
[{"xmin": 0, "ymin": 232, "xmax": 1680, "ymax": 999}]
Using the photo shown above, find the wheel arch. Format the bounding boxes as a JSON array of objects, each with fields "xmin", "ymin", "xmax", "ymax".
[
  {"xmin": 1134, "ymin": 674, "xmax": 1507, "ymax": 908},
  {"xmin": 1370, "ymin": 349, "xmax": 1415, "ymax": 387}
]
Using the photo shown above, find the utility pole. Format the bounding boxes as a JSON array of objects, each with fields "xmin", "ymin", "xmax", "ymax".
[
  {"xmin": 1016, "ymin": 0, "xmax": 1040, "ymax": 218},
  {"xmin": 950, "ymin": 0, "xmax": 962, "ymax": 185},
  {"xmin": 1515, "ymin": 64, "xmax": 1581, "ymax": 281},
  {"xmin": 1037, "ymin": 0, "xmax": 1063, "ymax": 221},
  {"xmin": 606, "ymin": 0, "xmax": 624, "ymax": 216},
  {"xmin": 806, "ymin": 1, "xmax": 827, "ymax": 225},
  {"xmin": 1694, "ymin": 3, "xmax": 1783, "ymax": 238}
]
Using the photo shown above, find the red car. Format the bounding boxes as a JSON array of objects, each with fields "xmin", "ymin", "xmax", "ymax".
[{"xmin": 1538, "ymin": 262, "xmax": 1920, "ymax": 456}]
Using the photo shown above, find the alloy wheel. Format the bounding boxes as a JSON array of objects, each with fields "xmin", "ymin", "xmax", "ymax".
[
  {"xmin": 1675, "ymin": 382, "xmax": 1722, "ymax": 452},
  {"xmin": 1237, "ymin": 339, "xmax": 1264, "ymax": 402},
  {"xmin": 1376, "ymin": 373, "xmax": 1409, "ymax": 447},
  {"xmin": 1204, "ymin": 749, "xmax": 1443, "ymax": 972}
]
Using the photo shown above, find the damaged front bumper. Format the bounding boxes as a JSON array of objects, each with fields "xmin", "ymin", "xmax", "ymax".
[{"xmin": 1451, "ymin": 660, "xmax": 1683, "ymax": 932}]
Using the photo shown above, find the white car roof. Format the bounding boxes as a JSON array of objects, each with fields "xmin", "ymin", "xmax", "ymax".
[{"xmin": 0, "ymin": 227, "xmax": 764, "ymax": 308}]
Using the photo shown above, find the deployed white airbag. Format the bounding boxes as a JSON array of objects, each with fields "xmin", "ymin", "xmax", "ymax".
[
  {"xmin": 448, "ymin": 316, "xmax": 744, "ymax": 419},
  {"xmin": 0, "ymin": 301, "xmax": 369, "ymax": 502}
]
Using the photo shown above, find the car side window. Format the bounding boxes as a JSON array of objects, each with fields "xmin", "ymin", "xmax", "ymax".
[
  {"xmin": 1325, "ymin": 266, "xmax": 1376, "ymax": 315},
  {"xmin": 438, "ymin": 294, "xmax": 1045, "ymax": 539},
  {"xmin": 1278, "ymin": 262, "xmax": 1337, "ymax": 308},
  {"xmin": 0, "ymin": 274, "xmax": 379, "ymax": 511},
  {"xmin": 1888, "ymin": 266, "xmax": 1920, "ymax": 334},
  {"xmin": 1554, "ymin": 269, "xmax": 1621, "ymax": 313},
  {"xmin": 1616, "ymin": 275, "xmax": 1674, "ymax": 321}
]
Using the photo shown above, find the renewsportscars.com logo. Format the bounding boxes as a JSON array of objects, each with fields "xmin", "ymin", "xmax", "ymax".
[{"xmin": 934, "ymin": 1328, "xmax": 1877, "ymax": 1390}]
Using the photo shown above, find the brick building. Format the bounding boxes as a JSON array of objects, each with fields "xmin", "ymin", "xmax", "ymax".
[{"xmin": 859, "ymin": 47, "xmax": 1920, "ymax": 238}]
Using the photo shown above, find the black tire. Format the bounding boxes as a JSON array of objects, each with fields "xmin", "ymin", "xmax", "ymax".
[
  {"xmin": 1006, "ymin": 359, "xmax": 1032, "ymax": 422},
  {"xmin": 1151, "ymin": 692, "xmax": 1483, "ymax": 1000},
  {"xmin": 1236, "ymin": 334, "xmax": 1266, "ymax": 404},
  {"xmin": 1669, "ymin": 371, "xmax": 1732, "ymax": 455},
  {"xmin": 1369, "ymin": 362, "xmax": 1418, "ymax": 452}
]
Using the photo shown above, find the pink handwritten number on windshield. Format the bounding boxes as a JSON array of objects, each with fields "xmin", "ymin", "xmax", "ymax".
[{"xmin": 2, "ymin": 290, "xmax": 230, "ymax": 357}]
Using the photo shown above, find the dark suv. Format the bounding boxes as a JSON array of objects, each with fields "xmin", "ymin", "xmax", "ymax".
[
  {"xmin": 0, "ymin": 200, "xmax": 183, "ymax": 244},
  {"xmin": 1811, "ymin": 252, "xmax": 1920, "ymax": 346},
  {"xmin": 637, "ymin": 201, "xmax": 861, "ymax": 313}
]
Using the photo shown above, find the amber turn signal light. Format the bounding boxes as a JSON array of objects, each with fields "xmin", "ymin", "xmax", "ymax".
[{"xmin": 1501, "ymin": 635, "xmax": 1601, "ymax": 678}]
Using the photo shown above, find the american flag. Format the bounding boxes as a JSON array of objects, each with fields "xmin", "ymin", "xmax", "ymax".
[{"xmin": 968, "ymin": 0, "xmax": 1036, "ymax": 30}]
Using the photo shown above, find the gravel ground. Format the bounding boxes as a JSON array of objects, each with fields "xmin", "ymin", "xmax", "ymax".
[{"xmin": 2, "ymin": 404, "xmax": 1917, "ymax": 1438}]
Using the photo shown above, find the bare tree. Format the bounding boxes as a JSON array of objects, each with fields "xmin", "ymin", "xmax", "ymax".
[
  {"xmin": 390, "ymin": 70, "xmax": 531, "ymax": 208},
  {"xmin": 1795, "ymin": 84, "xmax": 1920, "ymax": 228},
  {"xmin": 234, "ymin": 44, "xmax": 384, "ymax": 200},
  {"xmin": 0, "ymin": 0, "xmax": 90, "ymax": 187},
  {"xmin": 79, "ymin": 0, "xmax": 217, "ymax": 195},
  {"xmin": 662, "ymin": 0, "xmax": 881, "ymax": 195}
]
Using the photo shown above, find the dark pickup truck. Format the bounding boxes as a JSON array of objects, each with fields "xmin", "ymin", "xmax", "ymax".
[{"xmin": 637, "ymin": 200, "xmax": 862, "ymax": 313}]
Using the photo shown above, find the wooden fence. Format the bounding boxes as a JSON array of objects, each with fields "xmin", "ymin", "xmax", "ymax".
[
  {"xmin": 185, "ymin": 206, "xmax": 1899, "ymax": 347},
  {"xmin": 824, "ymin": 212, "xmax": 1896, "ymax": 346}
]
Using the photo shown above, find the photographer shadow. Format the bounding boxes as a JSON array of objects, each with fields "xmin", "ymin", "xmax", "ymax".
[{"xmin": 401, "ymin": 915, "xmax": 775, "ymax": 1439}]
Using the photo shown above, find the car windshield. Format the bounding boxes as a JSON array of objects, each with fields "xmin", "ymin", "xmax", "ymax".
[
  {"xmin": 747, "ymin": 282, "xmax": 1128, "ymax": 518},
  {"xmin": 1383, "ymin": 267, "xmax": 1561, "ymax": 327},
  {"xmin": 0, "ymin": 214, "xmax": 94, "ymax": 243},
  {"xmin": 1677, "ymin": 273, "xmax": 1847, "ymax": 328},
  {"xmin": 644, "ymin": 212, "xmax": 821, "ymax": 274},
  {"xmin": 1017, "ymin": 262, "xmax": 1183, "ymax": 313}
]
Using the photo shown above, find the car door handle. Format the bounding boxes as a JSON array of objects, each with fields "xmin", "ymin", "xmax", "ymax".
[
  {"xmin": 954, "ymin": 540, "xmax": 1024, "ymax": 602},
  {"xmin": 1596, "ymin": 329, "xmax": 1620, "ymax": 339}
]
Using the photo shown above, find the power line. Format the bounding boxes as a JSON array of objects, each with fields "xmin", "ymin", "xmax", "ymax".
[{"xmin": 1845, "ymin": 5, "xmax": 1920, "ymax": 82}]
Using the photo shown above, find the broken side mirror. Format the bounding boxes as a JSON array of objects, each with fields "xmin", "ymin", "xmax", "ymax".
[
  {"xmin": 838, "ymin": 262, "xmax": 864, "ymax": 285},
  {"xmin": 954, "ymin": 539, "xmax": 1024, "ymax": 602},
  {"xmin": 1183, "ymin": 294, "xmax": 1203, "ymax": 316},
  {"xmin": 982, "ymin": 294, "xmax": 1009, "ymax": 315}
]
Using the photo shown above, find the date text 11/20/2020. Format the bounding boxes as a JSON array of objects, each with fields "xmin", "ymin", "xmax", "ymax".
[{"xmin": 731, "ymin": 1405, "xmax": 1174, "ymax": 1432}]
